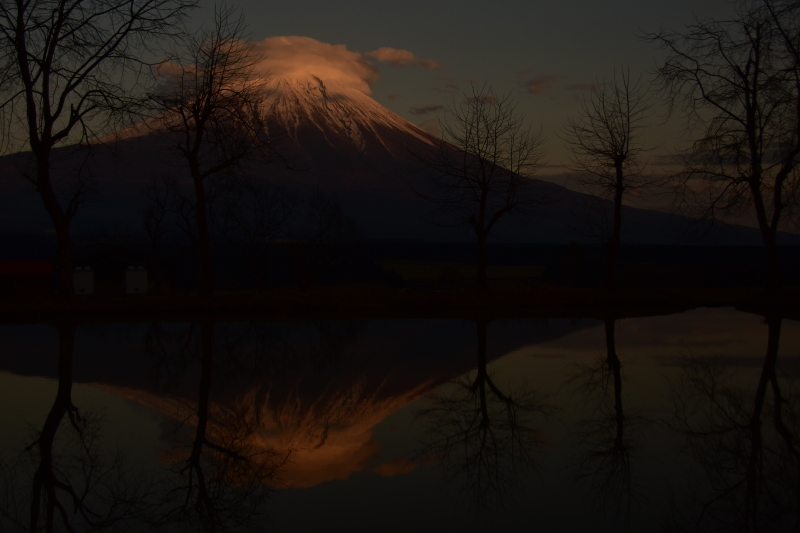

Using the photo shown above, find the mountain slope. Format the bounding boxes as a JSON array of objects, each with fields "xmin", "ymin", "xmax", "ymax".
[{"xmin": 0, "ymin": 73, "xmax": 793, "ymax": 245}]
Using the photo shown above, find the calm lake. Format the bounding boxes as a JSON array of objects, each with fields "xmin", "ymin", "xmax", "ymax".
[{"xmin": 1, "ymin": 307, "xmax": 798, "ymax": 531}]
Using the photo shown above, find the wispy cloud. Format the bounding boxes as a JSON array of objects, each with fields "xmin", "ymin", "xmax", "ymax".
[
  {"xmin": 432, "ymin": 76, "xmax": 474, "ymax": 94},
  {"xmin": 367, "ymin": 47, "xmax": 442, "ymax": 69},
  {"xmin": 253, "ymin": 36, "xmax": 379, "ymax": 93},
  {"xmin": 409, "ymin": 104, "xmax": 444, "ymax": 115},
  {"xmin": 521, "ymin": 73, "xmax": 558, "ymax": 95},
  {"xmin": 215, "ymin": 37, "xmax": 439, "ymax": 96}
]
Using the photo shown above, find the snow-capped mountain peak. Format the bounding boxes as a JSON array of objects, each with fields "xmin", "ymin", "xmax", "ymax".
[
  {"xmin": 97, "ymin": 72, "xmax": 438, "ymax": 158},
  {"xmin": 267, "ymin": 74, "xmax": 437, "ymax": 158}
]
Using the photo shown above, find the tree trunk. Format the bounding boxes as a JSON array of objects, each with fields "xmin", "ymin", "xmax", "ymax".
[
  {"xmin": 606, "ymin": 163, "xmax": 624, "ymax": 289},
  {"xmin": 476, "ymin": 230, "xmax": 488, "ymax": 289},
  {"xmin": 763, "ymin": 230, "xmax": 781, "ymax": 292},
  {"xmin": 150, "ymin": 242, "xmax": 163, "ymax": 295},
  {"xmin": 53, "ymin": 218, "xmax": 74, "ymax": 301},
  {"xmin": 749, "ymin": 180, "xmax": 782, "ymax": 290},
  {"xmin": 192, "ymin": 172, "xmax": 214, "ymax": 298},
  {"xmin": 604, "ymin": 318, "xmax": 624, "ymax": 450},
  {"xmin": 35, "ymin": 160, "xmax": 73, "ymax": 299}
]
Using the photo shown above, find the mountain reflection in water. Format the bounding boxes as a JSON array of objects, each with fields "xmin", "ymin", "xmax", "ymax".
[{"xmin": 0, "ymin": 309, "xmax": 798, "ymax": 531}]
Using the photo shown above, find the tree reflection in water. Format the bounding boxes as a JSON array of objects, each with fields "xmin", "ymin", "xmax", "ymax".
[
  {"xmin": 0, "ymin": 321, "xmax": 151, "ymax": 532},
  {"xmin": 569, "ymin": 317, "xmax": 643, "ymax": 528},
  {"xmin": 415, "ymin": 318, "xmax": 549, "ymax": 512},
  {"xmin": 669, "ymin": 315, "xmax": 800, "ymax": 532},
  {"xmin": 151, "ymin": 321, "xmax": 287, "ymax": 532}
]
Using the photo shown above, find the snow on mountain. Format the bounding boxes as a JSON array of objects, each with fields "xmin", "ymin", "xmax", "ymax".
[
  {"xmin": 96, "ymin": 73, "xmax": 437, "ymax": 155},
  {"xmin": 267, "ymin": 74, "xmax": 437, "ymax": 157}
]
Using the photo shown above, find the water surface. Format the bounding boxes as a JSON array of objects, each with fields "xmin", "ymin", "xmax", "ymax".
[{"xmin": 1, "ymin": 308, "xmax": 797, "ymax": 532}]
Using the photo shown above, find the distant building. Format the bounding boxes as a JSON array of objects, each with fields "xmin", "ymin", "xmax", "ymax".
[
  {"xmin": 73, "ymin": 267, "xmax": 94, "ymax": 296},
  {"xmin": 125, "ymin": 266, "xmax": 148, "ymax": 294},
  {"xmin": 0, "ymin": 261, "xmax": 54, "ymax": 298}
]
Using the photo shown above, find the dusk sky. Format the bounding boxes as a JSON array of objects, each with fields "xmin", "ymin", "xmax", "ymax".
[{"xmin": 191, "ymin": 0, "xmax": 739, "ymax": 174}]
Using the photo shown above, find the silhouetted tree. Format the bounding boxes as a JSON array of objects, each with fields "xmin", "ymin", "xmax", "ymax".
[
  {"xmin": 142, "ymin": 171, "xmax": 232, "ymax": 293},
  {"xmin": 562, "ymin": 70, "xmax": 651, "ymax": 288},
  {"xmin": 648, "ymin": 0, "xmax": 800, "ymax": 289},
  {"xmin": 0, "ymin": 0, "xmax": 194, "ymax": 298},
  {"xmin": 221, "ymin": 177, "xmax": 296, "ymax": 290},
  {"xmin": 417, "ymin": 85, "xmax": 548, "ymax": 289},
  {"xmin": 293, "ymin": 188, "xmax": 360, "ymax": 287},
  {"xmin": 150, "ymin": 4, "xmax": 274, "ymax": 297},
  {"xmin": 143, "ymin": 173, "xmax": 182, "ymax": 293}
]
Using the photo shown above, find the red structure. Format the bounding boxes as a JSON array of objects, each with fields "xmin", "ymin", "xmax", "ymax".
[
  {"xmin": 0, "ymin": 261, "xmax": 54, "ymax": 276},
  {"xmin": 0, "ymin": 260, "xmax": 54, "ymax": 298}
]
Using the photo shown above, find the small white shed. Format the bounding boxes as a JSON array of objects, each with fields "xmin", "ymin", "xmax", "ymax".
[
  {"xmin": 73, "ymin": 267, "xmax": 94, "ymax": 295},
  {"xmin": 126, "ymin": 266, "xmax": 148, "ymax": 295}
]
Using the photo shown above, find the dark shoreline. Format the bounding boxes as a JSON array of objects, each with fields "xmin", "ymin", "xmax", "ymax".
[{"xmin": 1, "ymin": 286, "xmax": 798, "ymax": 324}]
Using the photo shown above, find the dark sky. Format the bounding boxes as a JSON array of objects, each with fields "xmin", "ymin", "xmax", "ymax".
[
  {"xmin": 1, "ymin": 0, "xmax": 741, "ymax": 189},
  {"xmin": 201, "ymin": 0, "xmax": 738, "ymax": 168}
]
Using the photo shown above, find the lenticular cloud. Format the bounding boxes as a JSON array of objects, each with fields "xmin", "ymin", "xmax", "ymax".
[{"xmin": 253, "ymin": 36, "xmax": 380, "ymax": 94}]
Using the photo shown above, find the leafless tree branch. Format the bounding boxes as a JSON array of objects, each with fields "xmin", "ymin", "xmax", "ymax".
[
  {"xmin": 0, "ymin": 0, "xmax": 195, "ymax": 298},
  {"xmin": 415, "ymin": 84, "xmax": 550, "ymax": 288},
  {"xmin": 149, "ymin": 3, "xmax": 276, "ymax": 297},
  {"xmin": 645, "ymin": 0, "xmax": 800, "ymax": 288}
]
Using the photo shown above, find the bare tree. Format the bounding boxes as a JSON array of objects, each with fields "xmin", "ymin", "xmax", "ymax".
[
  {"xmin": 221, "ymin": 176, "xmax": 296, "ymax": 290},
  {"xmin": 143, "ymin": 173, "xmax": 181, "ymax": 293},
  {"xmin": 647, "ymin": 0, "xmax": 800, "ymax": 289},
  {"xmin": 0, "ymin": 0, "xmax": 195, "ymax": 298},
  {"xmin": 142, "ymin": 171, "xmax": 230, "ymax": 293},
  {"xmin": 562, "ymin": 70, "xmax": 651, "ymax": 289},
  {"xmin": 151, "ymin": 4, "xmax": 274, "ymax": 297},
  {"xmin": 292, "ymin": 188, "xmax": 360, "ymax": 288},
  {"xmin": 418, "ymin": 85, "xmax": 548, "ymax": 289}
]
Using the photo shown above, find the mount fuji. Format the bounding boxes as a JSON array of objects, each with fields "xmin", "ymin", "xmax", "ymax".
[{"xmin": 0, "ymin": 72, "xmax": 784, "ymax": 245}]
